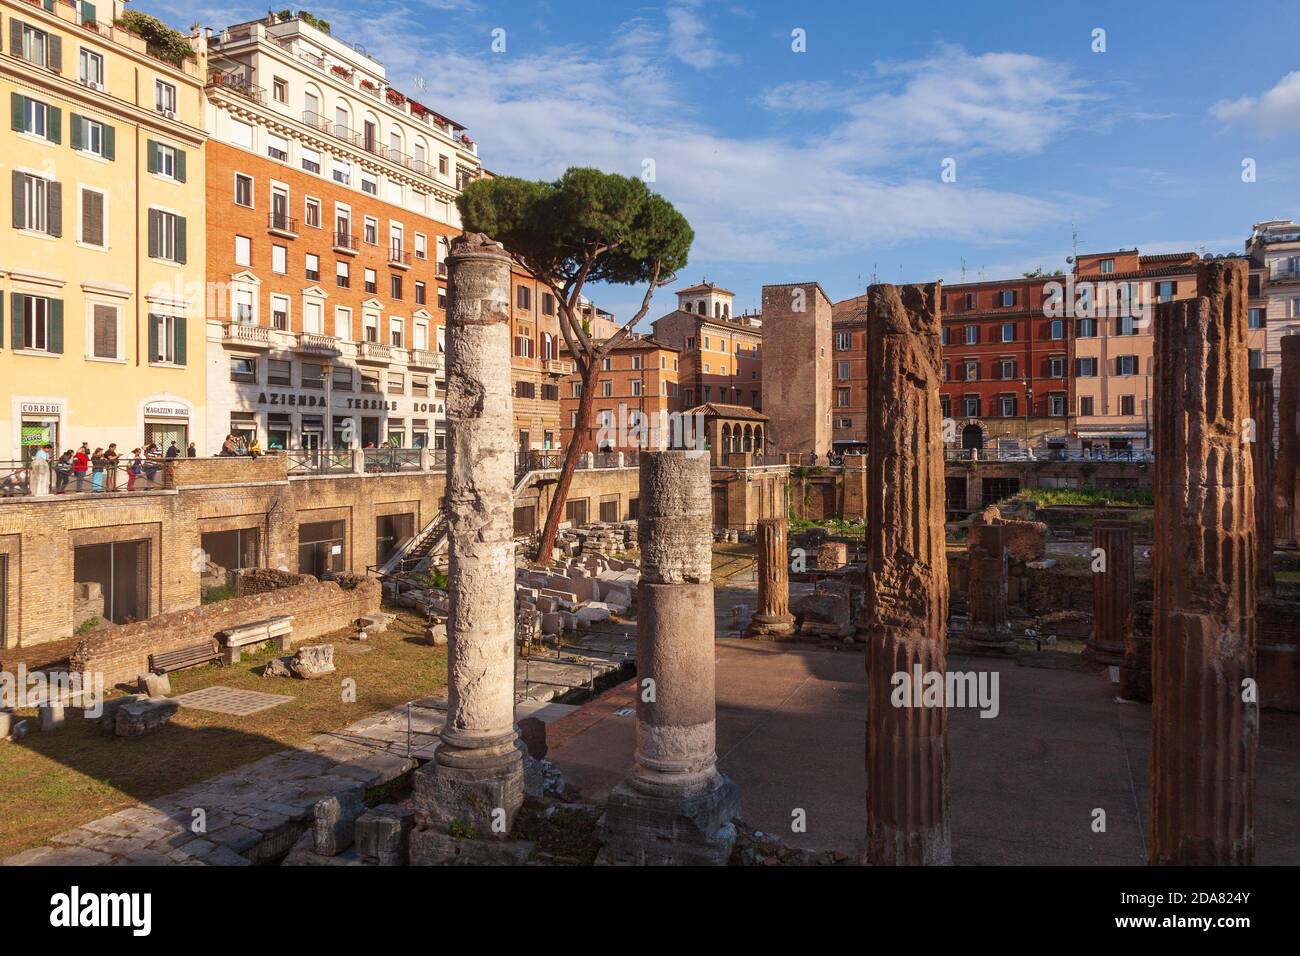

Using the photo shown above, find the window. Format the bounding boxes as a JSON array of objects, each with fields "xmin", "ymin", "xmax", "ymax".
[
  {"xmin": 333, "ymin": 306, "xmax": 351, "ymax": 340},
  {"xmin": 1079, "ymin": 396, "xmax": 1095, "ymax": 416},
  {"xmin": 1050, "ymin": 319, "xmax": 1064, "ymax": 340},
  {"xmin": 413, "ymin": 375, "xmax": 429, "ymax": 397},
  {"xmin": 1000, "ymin": 290, "xmax": 1015, "ymax": 307},
  {"xmin": 437, "ymin": 287, "xmax": 446, "ymax": 311},
  {"xmin": 1049, "ymin": 394, "xmax": 1066, "ymax": 417},
  {"xmin": 602, "ymin": 380, "xmax": 612, "ymax": 398},
  {"xmin": 1099, "ymin": 258, "xmax": 1114, "ymax": 274},
  {"xmin": 147, "ymin": 141, "xmax": 183, "ymax": 180},
  {"xmin": 364, "ymin": 216, "xmax": 378, "ymax": 245},
  {"xmin": 232, "ymin": 288, "xmax": 254, "ymax": 324},
  {"xmin": 301, "ymin": 147, "xmax": 321, "ymax": 175},
  {"xmin": 305, "ymin": 197, "xmax": 321, "ymax": 228},
  {"xmin": 1120, "ymin": 395, "xmax": 1136, "ymax": 416},
  {"xmin": 415, "ymin": 233, "xmax": 427, "ymax": 260},
  {"xmin": 415, "ymin": 281, "xmax": 426, "ymax": 305},
  {"xmin": 963, "ymin": 396, "xmax": 980, "ymax": 417},
  {"xmin": 1117, "ymin": 355, "xmax": 1138, "ymax": 375},
  {"xmin": 363, "ymin": 312, "xmax": 379, "ymax": 343},
  {"xmin": 150, "ymin": 313, "xmax": 185, "ymax": 364},
  {"xmin": 1049, "ymin": 356, "xmax": 1065, "ymax": 378},
  {"xmin": 1157, "ymin": 280, "xmax": 1176, "ymax": 302},
  {"xmin": 230, "ymin": 118, "xmax": 253, "ymax": 149},
  {"xmin": 305, "ymin": 253, "xmax": 320, "ymax": 282},
  {"xmin": 15, "ymin": 95, "xmax": 57, "ymax": 142},
  {"xmin": 439, "ymin": 154, "xmax": 449, "ymax": 175},
  {"xmin": 1250, "ymin": 348, "xmax": 1263, "ymax": 369},
  {"xmin": 19, "ymin": 23, "xmax": 53, "ymax": 69},
  {"xmin": 361, "ymin": 172, "xmax": 377, "ymax": 196},
  {"xmin": 390, "ymin": 318, "xmax": 403, "ymax": 348},
  {"xmin": 963, "ymin": 360, "xmax": 979, "ymax": 382},
  {"xmin": 390, "ymin": 275, "xmax": 403, "ymax": 299},
  {"xmin": 12, "ymin": 172, "xmax": 58, "ymax": 235},
  {"xmin": 79, "ymin": 48, "xmax": 105, "ymax": 88},
  {"xmin": 301, "ymin": 363, "xmax": 326, "ymax": 389},
  {"xmin": 89, "ymin": 303, "xmax": 118, "ymax": 359},
  {"xmin": 940, "ymin": 326, "xmax": 950, "ymax": 346},
  {"xmin": 516, "ymin": 381, "xmax": 537, "ymax": 399},
  {"xmin": 1001, "ymin": 322, "xmax": 1015, "ymax": 342},
  {"xmin": 228, "ymin": 356, "xmax": 257, "ymax": 383},
  {"xmin": 272, "ymin": 244, "xmax": 287, "ymax": 275},
  {"xmin": 155, "ymin": 80, "xmax": 177, "ymax": 116},
  {"xmin": 388, "ymin": 372, "xmax": 405, "ymax": 395},
  {"xmin": 273, "ymin": 77, "xmax": 288, "ymax": 103},
  {"xmin": 267, "ymin": 133, "xmax": 288, "ymax": 162},
  {"xmin": 543, "ymin": 292, "xmax": 555, "ymax": 316},
  {"xmin": 234, "ymin": 235, "xmax": 251, "ymax": 267},
  {"xmin": 1077, "ymin": 318, "xmax": 1096, "ymax": 337},
  {"xmin": 234, "ymin": 174, "xmax": 253, "ymax": 207},
  {"xmin": 998, "ymin": 358, "xmax": 1015, "ymax": 379},
  {"xmin": 80, "ymin": 187, "xmax": 105, "ymax": 247},
  {"xmin": 336, "ymin": 261, "xmax": 350, "ymax": 288},
  {"xmin": 964, "ymin": 325, "xmax": 978, "ymax": 345},
  {"xmin": 270, "ymin": 295, "xmax": 289, "ymax": 330},
  {"xmin": 364, "ymin": 269, "xmax": 377, "ymax": 294},
  {"xmin": 999, "ymin": 395, "xmax": 1016, "ymax": 417},
  {"xmin": 837, "ymin": 387, "xmax": 851, "ymax": 407},
  {"xmin": 333, "ymin": 161, "xmax": 350, "ymax": 185},
  {"xmin": 1117, "ymin": 314, "xmax": 1136, "ymax": 336},
  {"xmin": 1248, "ymin": 308, "xmax": 1264, "ymax": 329},
  {"xmin": 147, "ymin": 209, "xmax": 186, "ymax": 263},
  {"xmin": 834, "ymin": 331, "xmax": 851, "ymax": 351},
  {"xmin": 516, "ymin": 285, "xmax": 531, "ymax": 310},
  {"xmin": 1076, "ymin": 357, "xmax": 1098, "ymax": 377},
  {"xmin": 13, "ymin": 295, "xmax": 60, "ymax": 352},
  {"xmin": 333, "ymin": 366, "xmax": 353, "ymax": 390}
]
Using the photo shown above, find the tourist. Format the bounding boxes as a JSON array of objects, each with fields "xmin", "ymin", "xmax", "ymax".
[
  {"xmin": 126, "ymin": 448, "xmax": 143, "ymax": 491},
  {"xmin": 187, "ymin": 441, "xmax": 197, "ymax": 458},
  {"xmin": 103, "ymin": 443, "xmax": 120, "ymax": 492},
  {"xmin": 218, "ymin": 434, "xmax": 237, "ymax": 457},
  {"xmin": 53, "ymin": 449, "xmax": 73, "ymax": 493},
  {"xmin": 143, "ymin": 443, "xmax": 161, "ymax": 484},
  {"xmin": 90, "ymin": 447, "xmax": 106, "ymax": 493},
  {"xmin": 72, "ymin": 444, "xmax": 90, "ymax": 493},
  {"xmin": 248, "ymin": 436, "xmax": 262, "ymax": 458},
  {"xmin": 30, "ymin": 444, "xmax": 52, "ymax": 496},
  {"xmin": 165, "ymin": 440, "xmax": 181, "ymax": 459}
]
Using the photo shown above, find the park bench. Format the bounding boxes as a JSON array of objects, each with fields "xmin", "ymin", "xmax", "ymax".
[
  {"xmin": 218, "ymin": 616, "xmax": 294, "ymax": 665},
  {"xmin": 149, "ymin": 642, "xmax": 219, "ymax": 674}
]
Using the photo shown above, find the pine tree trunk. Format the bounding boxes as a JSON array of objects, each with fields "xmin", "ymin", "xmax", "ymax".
[{"xmin": 535, "ymin": 363, "xmax": 599, "ymax": 565}]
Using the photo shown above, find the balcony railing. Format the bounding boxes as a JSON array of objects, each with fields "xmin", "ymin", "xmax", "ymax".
[
  {"xmin": 362, "ymin": 447, "xmax": 422, "ymax": 473},
  {"xmin": 223, "ymin": 322, "xmax": 272, "ymax": 347},
  {"xmin": 268, "ymin": 212, "xmax": 298, "ymax": 236},
  {"xmin": 303, "ymin": 111, "xmax": 361, "ymax": 147},
  {"xmin": 208, "ymin": 69, "xmax": 265, "ymax": 105},
  {"xmin": 388, "ymin": 247, "xmax": 412, "ymax": 268},
  {"xmin": 333, "ymin": 232, "xmax": 358, "ymax": 253},
  {"xmin": 357, "ymin": 342, "xmax": 392, "ymax": 363},
  {"xmin": 286, "ymin": 449, "xmax": 354, "ymax": 475},
  {"xmin": 408, "ymin": 349, "xmax": 445, "ymax": 370},
  {"xmin": 545, "ymin": 359, "xmax": 575, "ymax": 375},
  {"xmin": 296, "ymin": 332, "xmax": 341, "ymax": 354}
]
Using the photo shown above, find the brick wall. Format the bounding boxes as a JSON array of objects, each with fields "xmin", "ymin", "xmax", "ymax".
[{"xmin": 70, "ymin": 577, "xmax": 380, "ymax": 688}]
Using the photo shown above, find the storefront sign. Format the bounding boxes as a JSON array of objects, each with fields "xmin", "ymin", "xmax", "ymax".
[
  {"xmin": 256, "ymin": 392, "xmax": 331, "ymax": 408},
  {"xmin": 250, "ymin": 390, "xmax": 442, "ymax": 415},
  {"xmin": 20, "ymin": 402, "xmax": 62, "ymax": 415},
  {"xmin": 144, "ymin": 403, "xmax": 190, "ymax": 419}
]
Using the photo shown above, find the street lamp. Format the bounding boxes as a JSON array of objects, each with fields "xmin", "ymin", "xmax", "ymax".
[{"xmin": 1022, "ymin": 378, "xmax": 1034, "ymax": 449}]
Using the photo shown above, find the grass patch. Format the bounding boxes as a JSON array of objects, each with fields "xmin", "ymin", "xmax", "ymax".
[
  {"xmin": 200, "ymin": 585, "xmax": 237, "ymax": 605},
  {"xmin": 790, "ymin": 517, "xmax": 866, "ymax": 536},
  {"xmin": 0, "ymin": 607, "xmax": 446, "ymax": 859},
  {"xmin": 1012, "ymin": 488, "xmax": 1154, "ymax": 508}
]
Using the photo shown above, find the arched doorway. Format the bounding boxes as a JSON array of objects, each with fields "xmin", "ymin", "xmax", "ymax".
[{"xmin": 961, "ymin": 424, "xmax": 984, "ymax": 450}]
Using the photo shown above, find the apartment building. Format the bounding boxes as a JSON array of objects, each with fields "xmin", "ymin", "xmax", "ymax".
[
  {"xmin": 651, "ymin": 283, "xmax": 762, "ymax": 411},
  {"xmin": 558, "ymin": 335, "xmax": 680, "ymax": 452},
  {"xmin": 1, "ymin": 0, "xmax": 207, "ymax": 460},
  {"xmin": 1246, "ymin": 220, "xmax": 1300, "ymax": 425},
  {"xmin": 201, "ymin": 12, "xmax": 477, "ymax": 452},
  {"xmin": 830, "ymin": 293, "xmax": 869, "ymax": 449}
]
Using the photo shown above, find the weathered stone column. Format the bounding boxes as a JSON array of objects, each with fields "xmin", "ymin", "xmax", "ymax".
[
  {"xmin": 1250, "ymin": 368, "xmax": 1276, "ymax": 596},
  {"xmin": 1279, "ymin": 336, "xmax": 1300, "ymax": 548},
  {"xmin": 1151, "ymin": 259, "xmax": 1257, "ymax": 865},
  {"xmin": 602, "ymin": 450, "xmax": 740, "ymax": 864},
  {"xmin": 960, "ymin": 510, "xmax": 1018, "ymax": 655},
  {"xmin": 746, "ymin": 517, "xmax": 795, "ymax": 637},
  {"xmin": 860, "ymin": 282, "xmax": 951, "ymax": 865},
  {"xmin": 412, "ymin": 234, "xmax": 524, "ymax": 834},
  {"xmin": 1084, "ymin": 521, "xmax": 1133, "ymax": 667}
]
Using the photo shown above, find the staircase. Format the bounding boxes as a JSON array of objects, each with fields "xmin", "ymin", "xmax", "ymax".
[{"xmin": 379, "ymin": 509, "xmax": 449, "ymax": 580}]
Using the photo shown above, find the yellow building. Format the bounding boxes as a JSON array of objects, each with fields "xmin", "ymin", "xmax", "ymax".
[{"xmin": 1, "ymin": 0, "xmax": 206, "ymax": 463}]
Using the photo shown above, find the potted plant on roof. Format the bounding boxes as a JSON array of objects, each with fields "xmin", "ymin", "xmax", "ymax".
[
  {"xmin": 330, "ymin": 64, "xmax": 352, "ymax": 79},
  {"xmin": 386, "ymin": 88, "xmax": 405, "ymax": 106}
]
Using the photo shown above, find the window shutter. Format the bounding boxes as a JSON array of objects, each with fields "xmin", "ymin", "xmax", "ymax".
[
  {"xmin": 175, "ymin": 148, "xmax": 186, "ymax": 182},
  {"xmin": 82, "ymin": 188, "xmax": 103, "ymax": 246},
  {"xmin": 70, "ymin": 112, "xmax": 82, "ymax": 150},
  {"xmin": 173, "ymin": 317, "xmax": 186, "ymax": 365},
  {"xmin": 10, "ymin": 92, "xmax": 21, "ymax": 132},
  {"xmin": 47, "ymin": 180, "xmax": 61, "ymax": 237},
  {"xmin": 147, "ymin": 209, "xmax": 159, "ymax": 258},
  {"xmin": 82, "ymin": 2, "xmax": 97, "ymax": 26},
  {"xmin": 48, "ymin": 105, "xmax": 60, "ymax": 144},
  {"xmin": 8, "ymin": 21, "xmax": 20, "ymax": 59},
  {"xmin": 147, "ymin": 141, "xmax": 158, "ymax": 174},
  {"xmin": 103, "ymin": 123, "xmax": 114, "ymax": 160},
  {"xmin": 48, "ymin": 34, "xmax": 61, "ymax": 73},
  {"xmin": 11, "ymin": 294, "xmax": 25, "ymax": 350},
  {"xmin": 11, "ymin": 170, "xmax": 24, "ymax": 229},
  {"xmin": 148, "ymin": 313, "xmax": 159, "ymax": 362},
  {"xmin": 175, "ymin": 216, "xmax": 187, "ymax": 264},
  {"xmin": 48, "ymin": 299, "xmax": 63, "ymax": 353},
  {"xmin": 93, "ymin": 304, "xmax": 113, "ymax": 357}
]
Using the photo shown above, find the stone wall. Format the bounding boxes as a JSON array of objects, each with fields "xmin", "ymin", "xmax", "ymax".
[{"xmin": 70, "ymin": 577, "xmax": 379, "ymax": 689}]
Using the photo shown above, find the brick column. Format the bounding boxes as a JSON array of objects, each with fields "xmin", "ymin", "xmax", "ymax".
[
  {"xmin": 1084, "ymin": 521, "xmax": 1132, "ymax": 667},
  {"xmin": 860, "ymin": 283, "xmax": 951, "ymax": 865},
  {"xmin": 959, "ymin": 511, "xmax": 1018, "ymax": 655},
  {"xmin": 412, "ymin": 234, "xmax": 524, "ymax": 834},
  {"xmin": 1250, "ymin": 368, "xmax": 1275, "ymax": 596},
  {"xmin": 601, "ymin": 450, "xmax": 740, "ymax": 864},
  {"xmin": 1151, "ymin": 260, "xmax": 1257, "ymax": 865},
  {"xmin": 746, "ymin": 516, "xmax": 795, "ymax": 637},
  {"xmin": 1279, "ymin": 336, "xmax": 1300, "ymax": 548}
]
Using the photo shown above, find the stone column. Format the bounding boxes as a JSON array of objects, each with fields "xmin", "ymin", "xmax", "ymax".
[
  {"xmin": 1250, "ymin": 368, "xmax": 1276, "ymax": 596},
  {"xmin": 960, "ymin": 511, "xmax": 1018, "ymax": 655},
  {"xmin": 747, "ymin": 517, "xmax": 795, "ymax": 637},
  {"xmin": 1279, "ymin": 336, "xmax": 1300, "ymax": 548},
  {"xmin": 1084, "ymin": 521, "xmax": 1132, "ymax": 667},
  {"xmin": 602, "ymin": 450, "xmax": 740, "ymax": 864},
  {"xmin": 412, "ymin": 234, "xmax": 524, "ymax": 834},
  {"xmin": 1151, "ymin": 259, "xmax": 1257, "ymax": 865},
  {"xmin": 860, "ymin": 282, "xmax": 951, "ymax": 865}
]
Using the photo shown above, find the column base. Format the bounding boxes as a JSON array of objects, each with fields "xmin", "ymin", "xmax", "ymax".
[
  {"xmin": 863, "ymin": 820, "xmax": 953, "ymax": 866},
  {"xmin": 412, "ymin": 740, "xmax": 525, "ymax": 838},
  {"xmin": 955, "ymin": 629, "xmax": 1019, "ymax": 656},
  {"xmin": 599, "ymin": 772, "xmax": 741, "ymax": 865},
  {"xmin": 1082, "ymin": 640, "xmax": 1125, "ymax": 666},
  {"xmin": 746, "ymin": 612, "xmax": 796, "ymax": 638}
]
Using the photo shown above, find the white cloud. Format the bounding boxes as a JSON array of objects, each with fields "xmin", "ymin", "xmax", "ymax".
[{"xmin": 1211, "ymin": 71, "xmax": 1300, "ymax": 133}]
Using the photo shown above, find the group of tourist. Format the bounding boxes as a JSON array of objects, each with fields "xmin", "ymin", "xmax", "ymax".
[{"xmin": 2, "ymin": 440, "xmax": 199, "ymax": 497}]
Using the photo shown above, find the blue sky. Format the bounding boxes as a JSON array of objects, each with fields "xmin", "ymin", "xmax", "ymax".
[{"xmin": 146, "ymin": 0, "xmax": 1300, "ymax": 326}]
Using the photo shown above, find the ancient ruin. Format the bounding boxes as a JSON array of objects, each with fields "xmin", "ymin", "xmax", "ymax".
[
  {"xmin": 747, "ymin": 517, "xmax": 796, "ymax": 637},
  {"xmin": 412, "ymin": 234, "xmax": 525, "ymax": 835},
  {"xmin": 1250, "ymin": 367, "xmax": 1276, "ymax": 595},
  {"xmin": 1084, "ymin": 522, "xmax": 1133, "ymax": 667},
  {"xmin": 1150, "ymin": 260, "xmax": 1257, "ymax": 865},
  {"xmin": 860, "ymin": 283, "xmax": 951, "ymax": 865},
  {"xmin": 1280, "ymin": 335, "xmax": 1300, "ymax": 548},
  {"xmin": 960, "ymin": 509, "xmax": 1018, "ymax": 656},
  {"xmin": 601, "ymin": 450, "xmax": 740, "ymax": 864}
]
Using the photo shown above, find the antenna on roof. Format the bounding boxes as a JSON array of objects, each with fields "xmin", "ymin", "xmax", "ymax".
[
  {"xmin": 1071, "ymin": 224, "xmax": 1080, "ymax": 263},
  {"xmin": 960, "ymin": 257, "xmax": 968, "ymax": 282}
]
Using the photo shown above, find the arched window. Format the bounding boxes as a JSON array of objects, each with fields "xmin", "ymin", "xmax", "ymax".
[
  {"xmin": 542, "ymin": 332, "xmax": 554, "ymax": 361},
  {"xmin": 754, "ymin": 426, "xmax": 763, "ymax": 451},
  {"xmin": 743, "ymin": 425, "xmax": 753, "ymax": 452},
  {"xmin": 684, "ymin": 301, "xmax": 693, "ymax": 313},
  {"xmin": 721, "ymin": 424, "xmax": 731, "ymax": 453}
]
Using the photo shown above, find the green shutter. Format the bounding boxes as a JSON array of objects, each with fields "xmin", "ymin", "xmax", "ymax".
[
  {"xmin": 148, "ymin": 313, "xmax": 158, "ymax": 362},
  {"xmin": 146, "ymin": 140, "xmax": 157, "ymax": 174},
  {"xmin": 10, "ymin": 92, "xmax": 22, "ymax": 132},
  {"xmin": 175, "ymin": 216, "xmax": 187, "ymax": 264},
  {"xmin": 175, "ymin": 148, "xmax": 186, "ymax": 182},
  {"xmin": 173, "ymin": 316, "xmax": 187, "ymax": 365},
  {"xmin": 103, "ymin": 123, "xmax": 114, "ymax": 161},
  {"xmin": 147, "ymin": 209, "xmax": 159, "ymax": 258},
  {"xmin": 70, "ymin": 113, "xmax": 83, "ymax": 150},
  {"xmin": 82, "ymin": 2, "xmax": 97, "ymax": 26},
  {"xmin": 11, "ymin": 294, "xmax": 25, "ymax": 351},
  {"xmin": 48, "ymin": 105, "xmax": 60, "ymax": 144},
  {"xmin": 48, "ymin": 299, "xmax": 63, "ymax": 354}
]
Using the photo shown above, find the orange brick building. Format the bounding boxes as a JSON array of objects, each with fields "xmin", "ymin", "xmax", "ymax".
[
  {"xmin": 559, "ymin": 336, "xmax": 681, "ymax": 453},
  {"xmin": 651, "ymin": 283, "xmax": 762, "ymax": 411},
  {"xmin": 830, "ymin": 293, "xmax": 869, "ymax": 450}
]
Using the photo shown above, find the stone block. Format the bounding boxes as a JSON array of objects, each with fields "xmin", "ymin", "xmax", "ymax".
[
  {"xmin": 407, "ymin": 827, "xmax": 533, "ymax": 866},
  {"xmin": 312, "ymin": 787, "xmax": 366, "ymax": 857},
  {"xmin": 0, "ymin": 710, "xmax": 11, "ymax": 740},
  {"xmin": 115, "ymin": 698, "xmax": 179, "ymax": 737},
  {"xmin": 576, "ymin": 605, "xmax": 611, "ymax": 625},
  {"xmin": 38, "ymin": 702, "xmax": 65, "ymax": 732},
  {"xmin": 97, "ymin": 694, "xmax": 148, "ymax": 735},
  {"xmin": 289, "ymin": 644, "xmax": 335, "ymax": 679},
  {"xmin": 355, "ymin": 804, "xmax": 416, "ymax": 865},
  {"xmin": 136, "ymin": 672, "xmax": 171, "ymax": 698},
  {"xmin": 600, "ymin": 773, "xmax": 740, "ymax": 866}
]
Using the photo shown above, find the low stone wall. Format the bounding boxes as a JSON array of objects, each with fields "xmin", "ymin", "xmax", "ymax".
[
  {"xmin": 167, "ymin": 455, "xmax": 289, "ymax": 487},
  {"xmin": 234, "ymin": 567, "xmax": 308, "ymax": 596},
  {"xmin": 70, "ymin": 577, "xmax": 380, "ymax": 688}
]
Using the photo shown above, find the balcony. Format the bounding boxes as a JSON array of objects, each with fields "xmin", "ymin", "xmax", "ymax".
[
  {"xmin": 296, "ymin": 332, "xmax": 341, "ymax": 355},
  {"xmin": 357, "ymin": 341, "xmax": 393, "ymax": 364},
  {"xmin": 333, "ymin": 232, "xmax": 359, "ymax": 255},
  {"xmin": 408, "ymin": 349, "xmax": 445, "ymax": 371},
  {"xmin": 388, "ymin": 246, "xmax": 412, "ymax": 270},
  {"xmin": 545, "ymin": 359, "xmax": 575, "ymax": 375},
  {"xmin": 223, "ymin": 322, "xmax": 272, "ymax": 348},
  {"xmin": 268, "ymin": 212, "xmax": 298, "ymax": 239},
  {"xmin": 207, "ymin": 69, "xmax": 265, "ymax": 105},
  {"xmin": 303, "ymin": 111, "xmax": 361, "ymax": 147}
]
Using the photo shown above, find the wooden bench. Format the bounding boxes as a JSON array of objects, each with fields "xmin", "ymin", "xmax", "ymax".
[
  {"xmin": 149, "ymin": 643, "xmax": 219, "ymax": 674},
  {"xmin": 218, "ymin": 616, "xmax": 294, "ymax": 665}
]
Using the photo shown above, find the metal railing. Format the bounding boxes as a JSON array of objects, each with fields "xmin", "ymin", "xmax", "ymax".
[
  {"xmin": 388, "ymin": 247, "xmax": 412, "ymax": 267},
  {"xmin": 268, "ymin": 212, "xmax": 297, "ymax": 234},
  {"xmin": 208, "ymin": 69, "xmax": 265, "ymax": 104},
  {"xmin": 333, "ymin": 231, "xmax": 358, "ymax": 252},
  {"xmin": 285, "ymin": 449, "xmax": 354, "ymax": 475},
  {"xmin": 362, "ymin": 447, "xmax": 422, "ymax": 473},
  {"xmin": 943, "ymin": 447, "xmax": 1153, "ymax": 463},
  {"xmin": 2, "ymin": 459, "xmax": 170, "ymax": 497}
]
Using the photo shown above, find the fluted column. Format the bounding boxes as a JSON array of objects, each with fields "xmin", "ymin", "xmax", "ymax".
[
  {"xmin": 960, "ymin": 512, "xmax": 1018, "ymax": 656},
  {"xmin": 1085, "ymin": 521, "xmax": 1132, "ymax": 667},
  {"xmin": 1250, "ymin": 368, "xmax": 1276, "ymax": 596},
  {"xmin": 860, "ymin": 282, "xmax": 951, "ymax": 865},
  {"xmin": 601, "ymin": 450, "xmax": 740, "ymax": 864},
  {"xmin": 412, "ymin": 233, "xmax": 524, "ymax": 834},
  {"xmin": 1279, "ymin": 336, "xmax": 1300, "ymax": 547},
  {"xmin": 747, "ymin": 517, "xmax": 795, "ymax": 637},
  {"xmin": 1151, "ymin": 259, "xmax": 1257, "ymax": 865}
]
